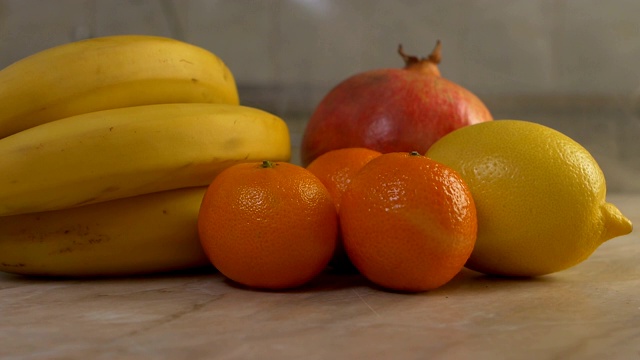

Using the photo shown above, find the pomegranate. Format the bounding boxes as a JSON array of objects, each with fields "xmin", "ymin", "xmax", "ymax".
[{"xmin": 300, "ymin": 40, "xmax": 493, "ymax": 166}]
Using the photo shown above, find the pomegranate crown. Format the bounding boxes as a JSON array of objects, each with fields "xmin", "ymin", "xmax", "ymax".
[{"xmin": 397, "ymin": 40, "xmax": 442, "ymax": 76}]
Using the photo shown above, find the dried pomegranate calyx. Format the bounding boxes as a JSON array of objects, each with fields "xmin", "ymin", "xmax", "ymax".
[{"xmin": 397, "ymin": 40, "xmax": 442, "ymax": 76}]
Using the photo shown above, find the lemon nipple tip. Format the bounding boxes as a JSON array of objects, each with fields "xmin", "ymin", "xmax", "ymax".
[{"xmin": 600, "ymin": 202, "xmax": 633, "ymax": 242}]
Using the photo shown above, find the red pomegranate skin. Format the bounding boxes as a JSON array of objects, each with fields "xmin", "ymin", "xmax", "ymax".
[{"xmin": 300, "ymin": 42, "xmax": 493, "ymax": 166}]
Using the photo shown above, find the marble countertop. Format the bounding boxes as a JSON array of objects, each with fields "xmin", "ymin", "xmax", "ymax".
[{"xmin": 1, "ymin": 193, "xmax": 638, "ymax": 360}]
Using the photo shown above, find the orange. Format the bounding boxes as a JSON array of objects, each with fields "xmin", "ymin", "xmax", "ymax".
[
  {"xmin": 306, "ymin": 147, "xmax": 382, "ymax": 270},
  {"xmin": 306, "ymin": 147, "xmax": 383, "ymax": 211},
  {"xmin": 197, "ymin": 160, "xmax": 338, "ymax": 290},
  {"xmin": 340, "ymin": 151, "xmax": 477, "ymax": 292}
]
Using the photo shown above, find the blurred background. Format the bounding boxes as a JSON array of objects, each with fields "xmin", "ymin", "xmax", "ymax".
[{"xmin": 1, "ymin": 0, "xmax": 638, "ymax": 192}]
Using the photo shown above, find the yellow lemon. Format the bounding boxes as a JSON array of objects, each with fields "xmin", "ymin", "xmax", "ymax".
[{"xmin": 426, "ymin": 120, "xmax": 632, "ymax": 277}]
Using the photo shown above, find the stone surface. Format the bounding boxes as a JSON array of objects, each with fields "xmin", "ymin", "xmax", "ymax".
[{"xmin": 1, "ymin": 194, "xmax": 638, "ymax": 359}]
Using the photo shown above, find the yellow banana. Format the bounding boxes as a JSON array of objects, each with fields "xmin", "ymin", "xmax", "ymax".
[
  {"xmin": 0, "ymin": 187, "xmax": 211, "ymax": 277},
  {"xmin": 0, "ymin": 103, "xmax": 291, "ymax": 216},
  {"xmin": 0, "ymin": 34, "xmax": 239, "ymax": 139}
]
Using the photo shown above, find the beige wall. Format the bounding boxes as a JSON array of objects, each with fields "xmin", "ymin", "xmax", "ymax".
[{"xmin": 1, "ymin": 0, "xmax": 639, "ymax": 191}]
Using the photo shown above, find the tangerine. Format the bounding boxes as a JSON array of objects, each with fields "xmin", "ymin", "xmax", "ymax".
[
  {"xmin": 197, "ymin": 160, "xmax": 338, "ymax": 290},
  {"xmin": 307, "ymin": 147, "xmax": 382, "ymax": 211},
  {"xmin": 306, "ymin": 147, "xmax": 382, "ymax": 270},
  {"xmin": 340, "ymin": 151, "xmax": 477, "ymax": 292}
]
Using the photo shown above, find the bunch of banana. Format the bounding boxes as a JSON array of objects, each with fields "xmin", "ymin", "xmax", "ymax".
[{"xmin": 0, "ymin": 35, "xmax": 291, "ymax": 277}]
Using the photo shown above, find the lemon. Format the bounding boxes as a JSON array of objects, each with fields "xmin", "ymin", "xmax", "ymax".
[{"xmin": 426, "ymin": 120, "xmax": 633, "ymax": 277}]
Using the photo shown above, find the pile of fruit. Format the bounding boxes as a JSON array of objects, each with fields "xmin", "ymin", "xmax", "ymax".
[{"xmin": 0, "ymin": 36, "xmax": 633, "ymax": 293}]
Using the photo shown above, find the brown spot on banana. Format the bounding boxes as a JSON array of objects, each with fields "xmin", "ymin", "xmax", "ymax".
[{"xmin": 1, "ymin": 262, "xmax": 26, "ymax": 268}]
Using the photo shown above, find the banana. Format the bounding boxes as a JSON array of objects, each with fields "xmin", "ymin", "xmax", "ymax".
[
  {"xmin": 0, "ymin": 34, "xmax": 239, "ymax": 139},
  {"xmin": 0, "ymin": 187, "xmax": 211, "ymax": 277},
  {"xmin": 0, "ymin": 103, "xmax": 291, "ymax": 216}
]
